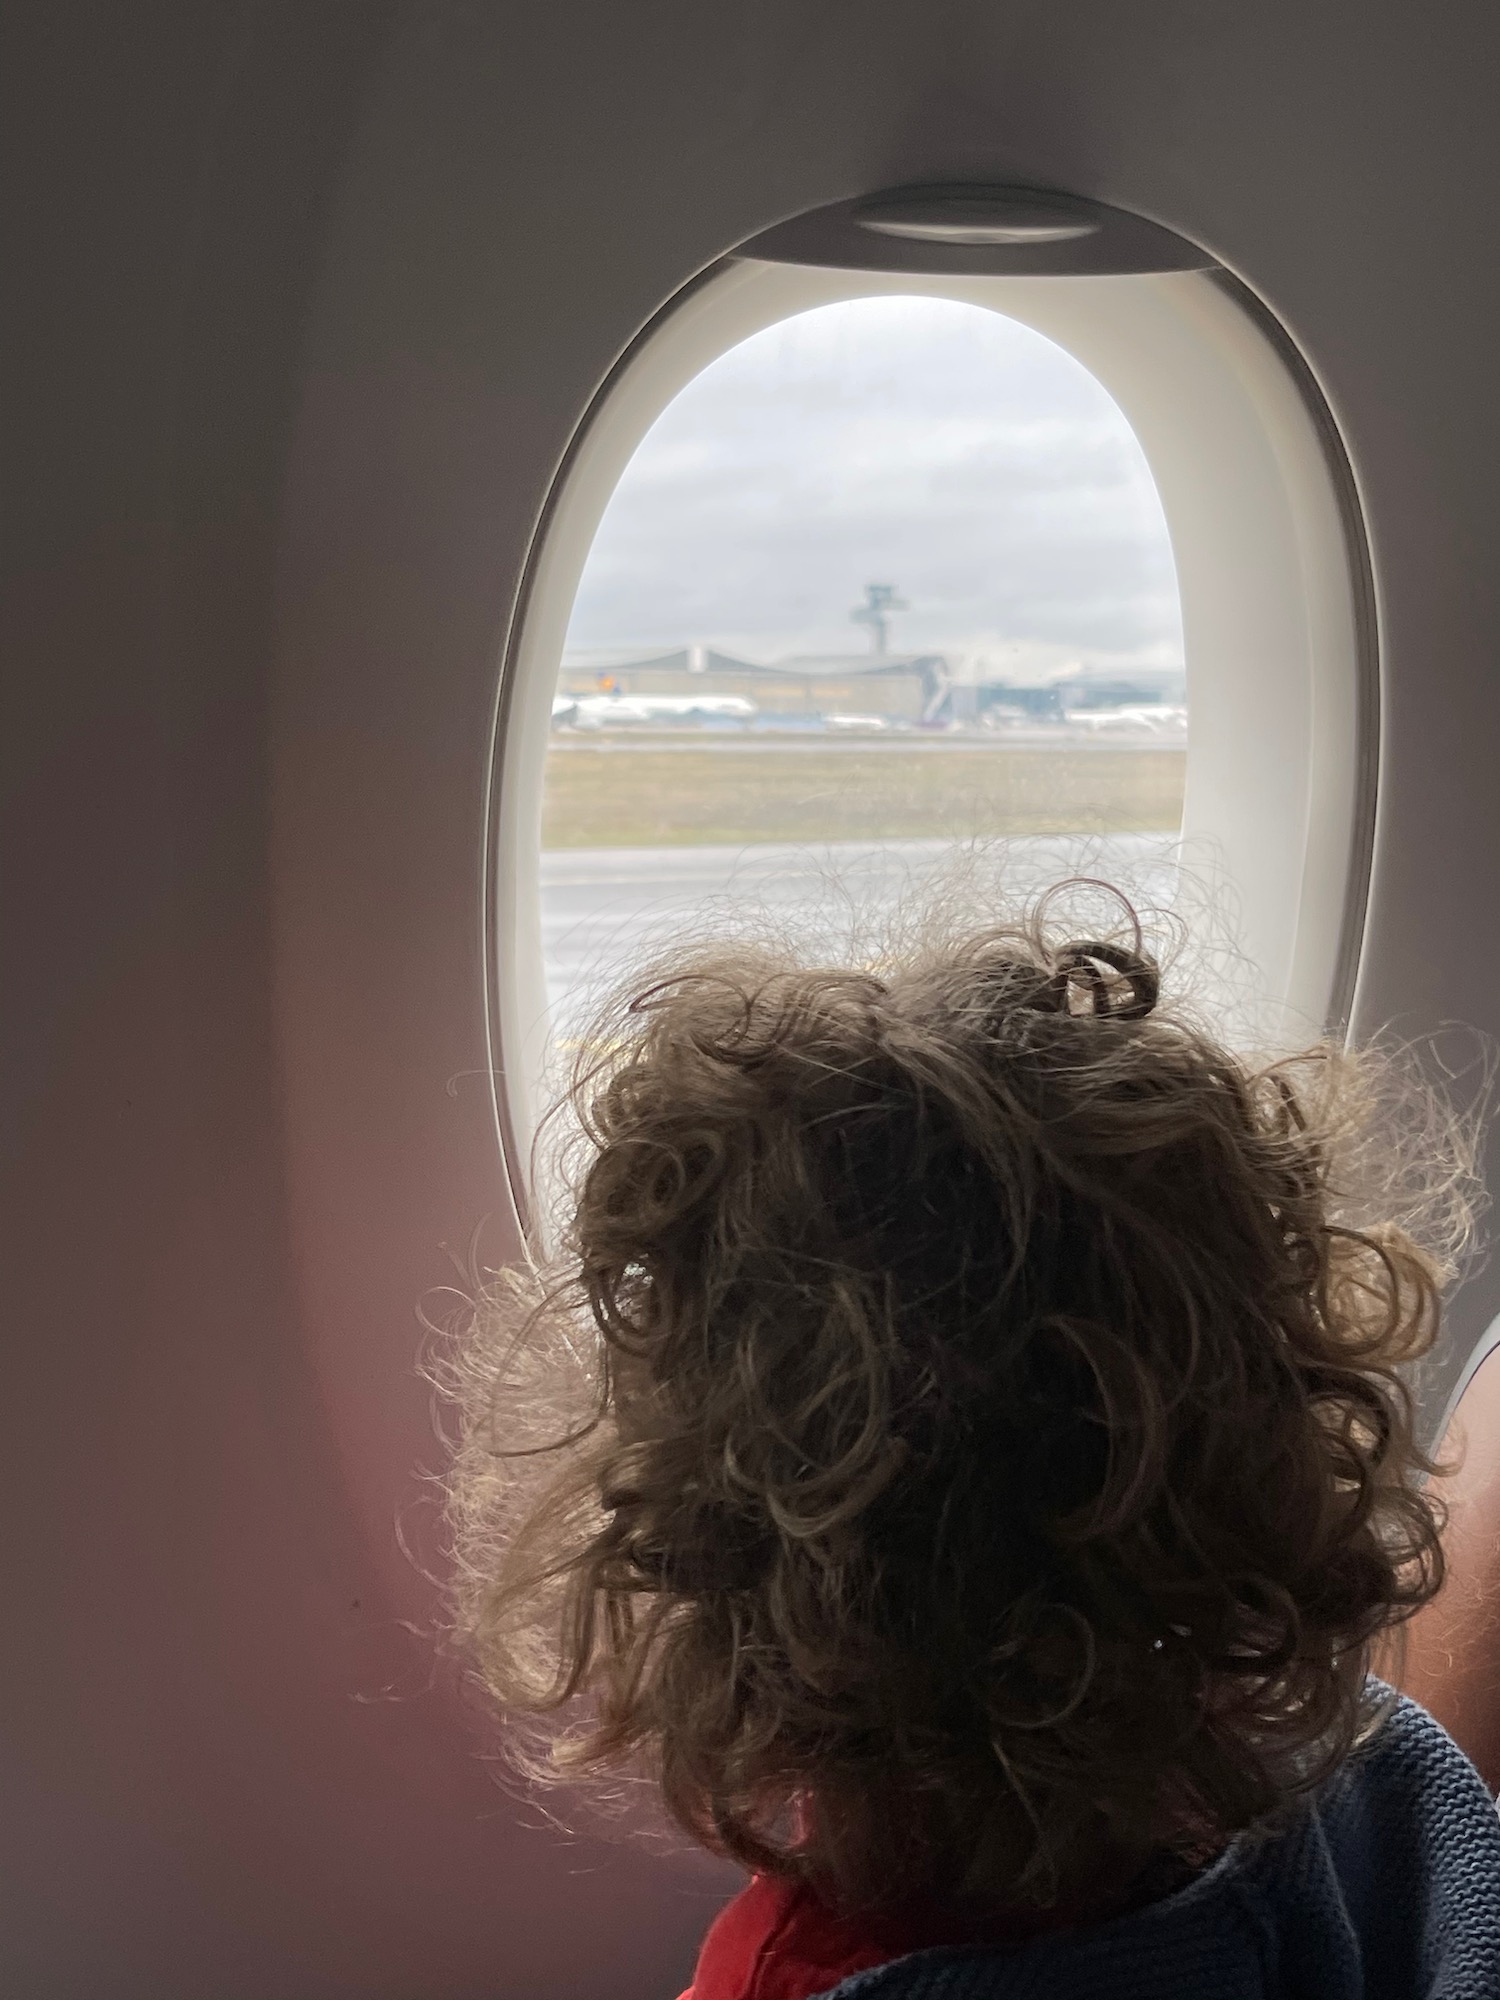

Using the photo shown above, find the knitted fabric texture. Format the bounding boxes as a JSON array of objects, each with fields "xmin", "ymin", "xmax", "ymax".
[{"xmin": 804, "ymin": 1696, "xmax": 1500, "ymax": 2000}]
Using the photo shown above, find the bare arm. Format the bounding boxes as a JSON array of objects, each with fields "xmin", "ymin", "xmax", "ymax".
[{"xmin": 1400, "ymin": 1348, "xmax": 1500, "ymax": 1792}]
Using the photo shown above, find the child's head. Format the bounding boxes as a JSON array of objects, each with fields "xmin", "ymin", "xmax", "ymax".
[{"xmin": 445, "ymin": 900, "xmax": 1473, "ymax": 1911}]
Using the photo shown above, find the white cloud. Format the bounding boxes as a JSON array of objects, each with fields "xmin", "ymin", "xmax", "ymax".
[{"xmin": 566, "ymin": 295, "xmax": 1183, "ymax": 670}]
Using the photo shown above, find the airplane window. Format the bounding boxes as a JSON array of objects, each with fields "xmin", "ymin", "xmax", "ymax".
[
  {"xmin": 492, "ymin": 262, "xmax": 1371, "ymax": 1177},
  {"xmin": 539, "ymin": 298, "xmax": 1185, "ymax": 1035}
]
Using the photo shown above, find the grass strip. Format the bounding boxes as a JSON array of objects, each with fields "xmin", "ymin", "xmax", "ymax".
[{"xmin": 542, "ymin": 747, "xmax": 1185, "ymax": 849}]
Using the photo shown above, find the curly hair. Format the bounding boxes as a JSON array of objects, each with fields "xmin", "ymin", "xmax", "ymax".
[{"xmin": 442, "ymin": 897, "xmax": 1477, "ymax": 1917}]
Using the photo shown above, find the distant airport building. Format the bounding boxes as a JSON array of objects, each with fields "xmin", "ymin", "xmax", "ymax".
[
  {"xmin": 557, "ymin": 646, "xmax": 946, "ymax": 723},
  {"xmin": 955, "ymin": 660, "xmax": 1187, "ymax": 723},
  {"xmin": 555, "ymin": 646, "xmax": 1185, "ymax": 728}
]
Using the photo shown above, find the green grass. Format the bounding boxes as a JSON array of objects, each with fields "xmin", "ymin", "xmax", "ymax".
[{"xmin": 542, "ymin": 745, "xmax": 1186, "ymax": 848}]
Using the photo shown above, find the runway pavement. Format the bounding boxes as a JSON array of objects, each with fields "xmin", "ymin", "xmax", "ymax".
[{"xmin": 540, "ymin": 833, "xmax": 1179, "ymax": 1026}]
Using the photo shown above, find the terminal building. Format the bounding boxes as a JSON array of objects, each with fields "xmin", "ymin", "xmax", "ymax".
[
  {"xmin": 557, "ymin": 646, "xmax": 945, "ymax": 723},
  {"xmin": 557, "ymin": 645, "xmax": 1186, "ymax": 727}
]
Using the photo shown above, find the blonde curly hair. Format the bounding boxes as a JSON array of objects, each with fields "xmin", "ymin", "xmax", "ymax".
[{"xmin": 441, "ymin": 895, "xmax": 1477, "ymax": 1917}]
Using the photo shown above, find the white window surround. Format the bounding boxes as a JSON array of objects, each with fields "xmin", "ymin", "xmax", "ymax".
[{"xmin": 485, "ymin": 258, "xmax": 1376, "ymax": 1203}]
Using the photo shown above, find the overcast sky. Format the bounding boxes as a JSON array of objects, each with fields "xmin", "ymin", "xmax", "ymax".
[{"xmin": 565, "ymin": 295, "xmax": 1183, "ymax": 678}]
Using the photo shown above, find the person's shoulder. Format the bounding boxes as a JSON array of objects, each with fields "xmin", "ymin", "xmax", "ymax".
[
  {"xmin": 818, "ymin": 1694, "xmax": 1500, "ymax": 2000},
  {"xmin": 1234, "ymin": 1683, "xmax": 1500, "ymax": 1997},
  {"xmin": 1320, "ymin": 1682, "xmax": 1498, "ymax": 1839}
]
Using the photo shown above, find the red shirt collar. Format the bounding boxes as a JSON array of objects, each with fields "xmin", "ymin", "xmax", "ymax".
[{"xmin": 681, "ymin": 1871, "xmax": 1085, "ymax": 2000}]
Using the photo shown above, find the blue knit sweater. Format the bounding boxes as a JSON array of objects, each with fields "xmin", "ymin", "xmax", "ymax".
[{"xmin": 815, "ymin": 1695, "xmax": 1500, "ymax": 1999}]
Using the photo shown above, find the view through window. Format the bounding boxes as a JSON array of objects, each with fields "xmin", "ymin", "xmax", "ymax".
[{"xmin": 541, "ymin": 296, "xmax": 1185, "ymax": 1028}]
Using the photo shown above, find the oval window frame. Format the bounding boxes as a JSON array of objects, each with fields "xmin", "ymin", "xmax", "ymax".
[{"xmin": 484, "ymin": 257, "xmax": 1377, "ymax": 1215}]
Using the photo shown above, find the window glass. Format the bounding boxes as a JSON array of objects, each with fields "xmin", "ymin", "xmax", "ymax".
[{"xmin": 542, "ymin": 297, "xmax": 1184, "ymax": 1027}]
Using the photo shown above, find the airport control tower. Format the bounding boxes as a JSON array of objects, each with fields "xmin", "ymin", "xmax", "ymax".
[{"xmin": 850, "ymin": 582, "xmax": 908, "ymax": 655}]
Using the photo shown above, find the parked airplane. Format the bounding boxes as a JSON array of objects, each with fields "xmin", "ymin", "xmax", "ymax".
[
  {"xmin": 554, "ymin": 692, "xmax": 758, "ymax": 727},
  {"xmin": 1065, "ymin": 704, "xmax": 1189, "ymax": 735}
]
